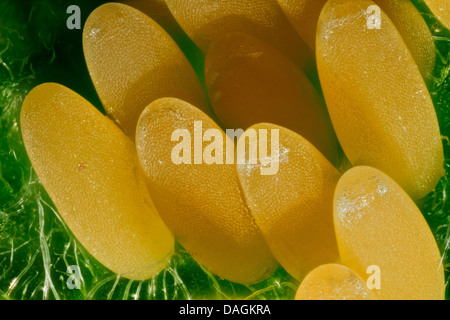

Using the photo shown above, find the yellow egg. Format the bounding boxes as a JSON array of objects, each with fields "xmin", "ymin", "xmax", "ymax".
[
  {"xmin": 375, "ymin": 0, "xmax": 436, "ymax": 82},
  {"xmin": 295, "ymin": 264, "xmax": 377, "ymax": 300},
  {"xmin": 20, "ymin": 83, "xmax": 175, "ymax": 280},
  {"xmin": 120, "ymin": 0, "xmax": 186, "ymax": 42},
  {"xmin": 276, "ymin": 0, "xmax": 328, "ymax": 50},
  {"xmin": 205, "ymin": 32, "xmax": 339, "ymax": 164},
  {"xmin": 236, "ymin": 123, "xmax": 340, "ymax": 280},
  {"xmin": 135, "ymin": 98, "xmax": 277, "ymax": 284},
  {"xmin": 423, "ymin": 0, "xmax": 450, "ymax": 29},
  {"xmin": 317, "ymin": 0, "xmax": 444, "ymax": 200},
  {"xmin": 165, "ymin": 0, "xmax": 314, "ymax": 72},
  {"xmin": 334, "ymin": 166, "xmax": 445, "ymax": 300},
  {"xmin": 83, "ymin": 3, "xmax": 210, "ymax": 138},
  {"xmin": 277, "ymin": 0, "xmax": 435, "ymax": 81}
]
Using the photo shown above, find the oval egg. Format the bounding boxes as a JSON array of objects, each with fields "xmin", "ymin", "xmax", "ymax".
[
  {"xmin": 20, "ymin": 83, "xmax": 175, "ymax": 280},
  {"xmin": 295, "ymin": 264, "xmax": 377, "ymax": 300},
  {"xmin": 83, "ymin": 3, "xmax": 210, "ymax": 138},
  {"xmin": 205, "ymin": 32, "xmax": 339, "ymax": 164},
  {"xmin": 135, "ymin": 97, "xmax": 277, "ymax": 285},
  {"xmin": 334, "ymin": 166, "xmax": 445, "ymax": 300},
  {"xmin": 316, "ymin": 0, "xmax": 444, "ymax": 199},
  {"xmin": 236, "ymin": 123, "xmax": 340, "ymax": 280},
  {"xmin": 165, "ymin": 0, "xmax": 314, "ymax": 72}
]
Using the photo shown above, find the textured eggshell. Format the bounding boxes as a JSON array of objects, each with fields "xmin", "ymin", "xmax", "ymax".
[
  {"xmin": 83, "ymin": 3, "xmax": 209, "ymax": 138},
  {"xmin": 277, "ymin": 0, "xmax": 436, "ymax": 81},
  {"xmin": 205, "ymin": 32, "xmax": 339, "ymax": 164},
  {"xmin": 334, "ymin": 166, "xmax": 445, "ymax": 300},
  {"xmin": 276, "ymin": 0, "xmax": 328, "ymax": 50},
  {"xmin": 375, "ymin": 0, "xmax": 436, "ymax": 82},
  {"xmin": 295, "ymin": 264, "xmax": 377, "ymax": 300},
  {"xmin": 135, "ymin": 98, "xmax": 277, "ymax": 284},
  {"xmin": 20, "ymin": 83, "xmax": 175, "ymax": 280},
  {"xmin": 317, "ymin": 0, "xmax": 444, "ymax": 200},
  {"xmin": 165, "ymin": 0, "xmax": 314, "ymax": 72},
  {"xmin": 424, "ymin": 0, "xmax": 450, "ymax": 29},
  {"xmin": 120, "ymin": 0, "xmax": 185, "ymax": 41},
  {"xmin": 236, "ymin": 123, "xmax": 340, "ymax": 280}
]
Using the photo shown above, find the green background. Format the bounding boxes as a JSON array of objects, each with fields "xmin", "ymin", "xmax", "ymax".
[{"xmin": 0, "ymin": 0, "xmax": 449, "ymax": 300}]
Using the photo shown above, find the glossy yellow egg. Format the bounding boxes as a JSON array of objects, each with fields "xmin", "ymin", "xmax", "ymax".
[
  {"xmin": 236, "ymin": 123, "xmax": 340, "ymax": 280},
  {"xmin": 20, "ymin": 83, "xmax": 175, "ymax": 280},
  {"xmin": 295, "ymin": 264, "xmax": 377, "ymax": 300},
  {"xmin": 135, "ymin": 98, "xmax": 277, "ymax": 284},
  {"xmin": 83, "ymin": 3, "xmax": 210, "ymax": 138},
  {"xmin": 205, "ymin": 32, "xmax": 339, "ymax": 164},
  {"xmin": 165, "ymin": 0, "xmax": 314, "ymax": 72},
  {"xmin": 334, "ymin": 166, "xmax": 445, "ymax": 300},
  {"xmin": 317, "ymin": 0, "xmax": 444, "ymax": 200},
  {"xmin": 276, "ymin": 0, "xmax": 328, "ymax": 50},
  {"xmin": 120, "ymin": 0, "xmax": 186, "ymax": 42},
  {"xmin": 277, "ymin": 0, "xmax": 436, "ymax": 81},
  {"xmin": 375, "ymin": 0, "xmax": 436, "ymax": 81}
]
